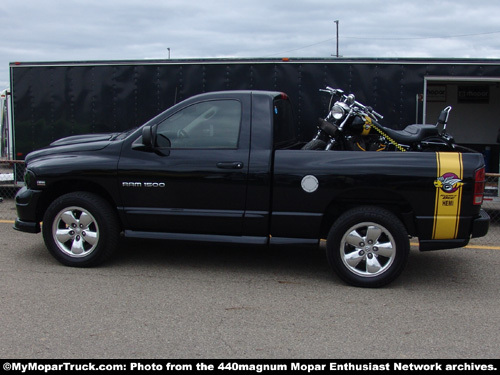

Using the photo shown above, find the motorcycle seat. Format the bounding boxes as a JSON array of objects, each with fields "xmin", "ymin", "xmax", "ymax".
[{"xmin": 380, "ymin": 124, "xmax": 439, "ymax": 144}]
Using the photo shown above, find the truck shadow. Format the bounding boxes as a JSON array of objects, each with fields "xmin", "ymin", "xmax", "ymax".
[
  {"xmin": 403, "ymin": 248, "xmax": 481, "ymax": 287},
  {"xmin": 111, "ymin": 238, "xmax": 466, "ymax": 288},
  {"xmin": 115, "ymin": 237, "xmax": 334, "ymax": 282},
  {"xmin": 18, "ymin": 237, "xmax": 476, "ymax": 289}
]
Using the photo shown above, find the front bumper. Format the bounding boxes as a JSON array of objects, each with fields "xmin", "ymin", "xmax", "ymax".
[
  {"xmin": 13, "ymin": 186, "xmax": 42, "ymax": 234},
  {"xmin": 14, "ymin": 219, "xmax": 40, "ymax": 233}
]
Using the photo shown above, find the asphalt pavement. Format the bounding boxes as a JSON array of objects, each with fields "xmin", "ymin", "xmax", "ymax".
[{"xmin": 1, "ymin": 222, "xmax": 499, "ymax": 359}]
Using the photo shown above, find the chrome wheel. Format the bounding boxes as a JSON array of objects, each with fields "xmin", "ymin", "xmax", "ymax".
[
  {"xmin": 327, "ymin": 207, "xmax": 409, "ymax": 287},
  {"xmin": 52, "ymin": 206, "xmax": 99, "ymax": 258},
  {"xmin": 340, "ymin": 222, "xmax": 396, "ymax": 278},
  {"xmin": 43, "ymin": 192, "xmax": 119, "ymax": 267}
]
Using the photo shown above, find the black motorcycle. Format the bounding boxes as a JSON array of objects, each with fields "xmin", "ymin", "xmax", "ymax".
[{"xmin": 303, "ymin": 87, "xmax": 456, "ymax": 152}]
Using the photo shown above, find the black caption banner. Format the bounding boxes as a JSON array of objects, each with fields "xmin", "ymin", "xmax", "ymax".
[{"xmin": 1, "ymin": 360, "xmax": 498, "ymax": 374}]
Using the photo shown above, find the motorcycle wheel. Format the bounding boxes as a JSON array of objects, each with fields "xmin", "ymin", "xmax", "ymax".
[
  {"xmin": 326, "ymin": 206, "xmax": 410, "ymax": 288},
  {"xmin": 302, "ymin": 139, "xmax": 327, "ymax": 150}
]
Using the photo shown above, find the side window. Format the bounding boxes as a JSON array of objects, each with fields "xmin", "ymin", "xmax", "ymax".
[{"xmin": 157, "ymin": 100, "xmax": 241, "ymax": 149}]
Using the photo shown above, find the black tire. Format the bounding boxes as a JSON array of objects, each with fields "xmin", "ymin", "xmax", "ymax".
[
  {"xmin": 302, "ymin": 139, "xmax": 327, "ymax": 150},
  {"xmin": 326, "ymin": 206, "xmax": 410, "ymax": 287},
  {"xmin": 42, "ymin": 192, "xmax": 120, "ymax": 267}
]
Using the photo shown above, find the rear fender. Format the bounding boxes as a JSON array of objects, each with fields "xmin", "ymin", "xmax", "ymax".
[{"xmin": 320, "ymin": 188, "xmax": 414, "ymax": 238}]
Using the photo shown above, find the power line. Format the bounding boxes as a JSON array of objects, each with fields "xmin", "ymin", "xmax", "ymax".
[
  {"xmin": 343, "ymin": 30, "xmax": 500, "ymax": 40},
  {"xmin": 265, "ymin": 30, "xmax": 500, "ymax": 56},
  {"xmin": 265, "ymin": 38, "xmax": 336, "ymax": 57}
]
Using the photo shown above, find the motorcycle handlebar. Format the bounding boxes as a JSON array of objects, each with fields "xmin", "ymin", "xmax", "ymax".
[
  {"xmin": 319, "ymin": 86, "xmax": 384, "ymax": 120},
  {"xmin": 354, "ymin": 101, "xmax": 384, "ymax": 120},
  {"xmin": 320, "ymin": 87, "xmax": 344, "ymax": 96},
  {"xmin": 320, "ymin": 86, "xmax": 384, "ymax": 119}
]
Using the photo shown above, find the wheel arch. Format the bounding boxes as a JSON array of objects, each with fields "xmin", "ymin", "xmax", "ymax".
[
  {"xmin": 36, "ymin": 179, "xmax": 120, "ymax": 227},
  {"xmin": 319, "ymin": 188, "xmax": 416, "ymax": 239}
]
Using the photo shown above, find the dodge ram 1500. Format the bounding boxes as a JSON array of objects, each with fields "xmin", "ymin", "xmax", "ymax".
[{"xmin": 14, "ymin": 91, "xmax": 490, "ymax": 287}]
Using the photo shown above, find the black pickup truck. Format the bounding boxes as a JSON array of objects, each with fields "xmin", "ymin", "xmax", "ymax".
[{"xmin": 14, "ymin": 90, "xmax": 489, "ymax": 287}]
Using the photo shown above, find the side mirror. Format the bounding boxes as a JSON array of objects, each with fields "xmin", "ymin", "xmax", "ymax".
[
  {"xmin": 140, "ymin": 124, "xmax": 170, "ymax": 156},
  {"xmin": 142, "ymin": 125, "xmax": 155, "ymax": 150}
]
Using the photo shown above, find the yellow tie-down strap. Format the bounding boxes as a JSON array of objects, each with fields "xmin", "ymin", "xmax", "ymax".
[{"xmin": 432, "ymin": 152, "xmax": 464, "ymax": 239}]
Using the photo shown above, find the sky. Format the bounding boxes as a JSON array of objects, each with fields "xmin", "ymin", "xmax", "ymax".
[{"xmin": 1, "ymin": 0, "xmax": 500, "ymax": 88}]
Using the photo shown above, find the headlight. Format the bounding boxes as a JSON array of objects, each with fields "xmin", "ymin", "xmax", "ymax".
[
  {"xmin": 330, "ymin": 104, "xmax": 345, "ymax": 120},
  {"xmin": 24, "ymin": 170, "xmax": 37, "ymax": 189}
]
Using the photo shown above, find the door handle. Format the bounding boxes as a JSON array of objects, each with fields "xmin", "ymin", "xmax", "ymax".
[{"xmin": 216, "ymin": 162, "xmax": 244, "ymax": 169}]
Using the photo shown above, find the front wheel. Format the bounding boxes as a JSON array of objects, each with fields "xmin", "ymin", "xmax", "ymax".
[
  {"xmin": 42, "ymin": 192, "xmax": 120, "ymax": 267},
  {"xmin": 302, "ymin": 139, "xmax": 327, "ymax": 150},
  {"xmin": 326, "ymin": 206, "xmax": 410, "ymax": 287}
]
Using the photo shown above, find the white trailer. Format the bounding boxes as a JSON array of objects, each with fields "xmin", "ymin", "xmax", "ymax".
[
  {"xmin": 1, "ymin": 89, "xmax": 14, "ymax": 188},
  {"xmin": 1, "ymin": 88, "xmax": 13, "ymax": 160}
]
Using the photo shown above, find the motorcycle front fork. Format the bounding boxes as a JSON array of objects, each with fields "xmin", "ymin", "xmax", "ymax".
[
  {"xmin": 312, "ymin": 128, "xmax": 339, "ymax": 151},
  {"xmin": 325, "ymin": 138, "xmax": 338, "ymax": 150}
]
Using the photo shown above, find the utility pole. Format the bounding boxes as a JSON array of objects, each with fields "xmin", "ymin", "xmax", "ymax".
[
  {"xmin": 167, "ymin": 48, "xmax": 171, "ymax": 59},
  {"xmin": 334, "ymin": 20, "xmax": 339, "ymax": 58}
]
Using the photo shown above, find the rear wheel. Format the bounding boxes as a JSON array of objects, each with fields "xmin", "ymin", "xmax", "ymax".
[
  {"xmin": 326, "ymin": 206, "xmax": 410, "ymax": 287},
  {"xmin": 42, "ymin": 192, "xmax": 120, "ymax": 267}
]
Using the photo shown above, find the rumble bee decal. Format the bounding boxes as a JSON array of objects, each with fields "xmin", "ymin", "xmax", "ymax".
[
  {"xmin": 434, "ymin": 173, "xmax": 463, "ymax": 193},
  {"xmin": 433, "ymin": 153, "xmax": 463, "ymax": 240}
]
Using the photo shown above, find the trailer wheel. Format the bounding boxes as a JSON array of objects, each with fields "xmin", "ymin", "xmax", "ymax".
[
  {"xmin": 42, "ymin": 192, "xmax": 120, "ymax": 267},
  {"xmin": 326, "ymin": 206, "xmax": 409, "ymax": 287}
]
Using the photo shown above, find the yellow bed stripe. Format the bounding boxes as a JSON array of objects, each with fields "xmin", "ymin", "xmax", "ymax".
[{"xmin": 432, "ymin": 152, "xmax": 463, "ymax": 239}]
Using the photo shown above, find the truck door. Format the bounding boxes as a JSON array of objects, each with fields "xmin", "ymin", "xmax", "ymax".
[{"xmin": 117, "ymin": 96, "xmax": 250, "ymax": 236}]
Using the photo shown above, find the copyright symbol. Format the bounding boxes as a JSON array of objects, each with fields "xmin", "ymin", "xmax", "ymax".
[{"xmin": 3, "ymin": 363, "xmax": 12, "ymax": 371}]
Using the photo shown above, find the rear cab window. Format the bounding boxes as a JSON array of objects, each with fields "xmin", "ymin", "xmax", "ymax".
[{"xmin": 273, "ymin": 94, "xmax": 297, "ymax": 149}]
